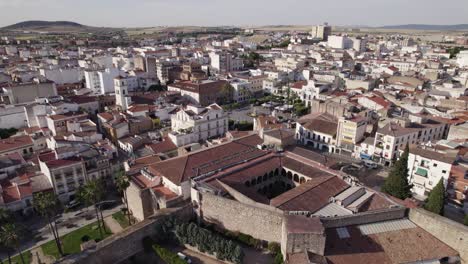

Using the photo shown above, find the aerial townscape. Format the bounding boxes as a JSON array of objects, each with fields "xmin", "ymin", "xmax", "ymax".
[{"xmin": 1, "ymin": 5, "xmax": 468, "ymax": 264}]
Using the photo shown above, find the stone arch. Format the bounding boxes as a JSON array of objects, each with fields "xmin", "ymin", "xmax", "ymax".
[
  {"xmin": 300, "ymin": 177, "xmax": 306, "ymax": 184},
  {"xmin": 293, "ymin": 174, "xmax": 299, "ymax": 182},
  {"xmin": 251, "ymin": 178, "xmax": 256, "ymax": 185},
  {"xmin": 257, "ymin": 176, "xmax": 262, "ymax": 183},
  {"xmin": 287, "ymin": 171, "xmax": 293, "ymax": 180},
  {"xmin": 263, "ymin": 174, "xmax": 268, "ymax": 181},
  {"xmin": 274, "ymin": 168, "xmax": 279, "ymax": 176},
  {"xmin": 281, "ymin": 169, "xmax": 286, "ymax": 177}
]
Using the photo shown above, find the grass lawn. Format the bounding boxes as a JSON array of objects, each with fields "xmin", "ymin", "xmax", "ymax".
[
  {"xmin": 112, "ymin": 211, "xmax": 131, "ymax": 229},
  {"xmin": 5, "ymin": 250, "xmax": 32, "ymax": 264},
  {"xmin": 41, "ymin": 222, "xmax": 112, "ymax": 260}
]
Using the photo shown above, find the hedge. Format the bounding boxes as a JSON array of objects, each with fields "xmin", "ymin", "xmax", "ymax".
[
  {"xmin": 152, "ymin": 244, "xmax": 187, "ymax": 264},
  {"xmin": 175, "ymin": 222, "xmax": 244, "ymax": 264}
]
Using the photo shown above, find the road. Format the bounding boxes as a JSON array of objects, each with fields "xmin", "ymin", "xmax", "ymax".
[{"xmin": 0, "ymin": 204, "xmax": 123, "ymax": 261}]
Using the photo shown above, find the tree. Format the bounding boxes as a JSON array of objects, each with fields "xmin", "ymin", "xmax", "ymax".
[
  {"xmin": 424, "ymin": 178, "xmax": 445, "ymax": 215},
  {"xmin": 115, "ymin": 171, "xmax": 132, "ymax": 225},
  {"xmin": 0, "ymin": 128, "xmax": 18, "ymax": 139},
  {"xmin": 33, "ymin": 192, "xmax": 64, "ymax": 256},
  {"xmin": 148, "ymin": 84, "xmax": 166, "ymax": 92},
  {"xmin": 77, "ymin": 180, "xmax": 105, "ymax": 238},
  {"xmin": 0, "ymin": 208, "xmax": 11, "ymax": 225},
  {"xmin": 381, "ymin": 144, "xmax": 412, "ymax": 199},
  {"xmin": 0, "ymin": 224, "xmax": 24, "ymax": 264},
  {"xmin": 219, "ymin": 83, "xmax": 234, "ymax": 105},
  {"xmin": 0, "ymin": 209, "xmax": 13, "ymax": 264}
]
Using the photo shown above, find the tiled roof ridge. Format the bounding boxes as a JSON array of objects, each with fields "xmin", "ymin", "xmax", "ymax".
[{"xmin": 272, "ymin": 176, "xmax": 334, "ymax": 207}]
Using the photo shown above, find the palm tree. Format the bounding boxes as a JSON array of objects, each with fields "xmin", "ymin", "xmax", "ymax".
[
  {"xmin": 77, "ymin": 180, "xmax": 105, "ymax": 238},
  {"xmin": 115, "ymin": 171, "xmax": 132, "ymax": 225},
  {"xmin": 33, "ymin": 192, "xmax": 64, "ymax": 256},
  {"xmin": 0, "ymin": 208, "xmax": 11, "ymax": 225},
  {"xmin": 0, "ymin": 224, "xmax": 24, "ymax": 264}
]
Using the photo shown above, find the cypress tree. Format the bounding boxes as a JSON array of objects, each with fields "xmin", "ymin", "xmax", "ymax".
[
  {"xmin": 382, "ymin": 144, "xmax": 413, "ymax": 199},
  {"xmin": 424, "ymin": 178, "xmax": 445, "ymax": 215}
]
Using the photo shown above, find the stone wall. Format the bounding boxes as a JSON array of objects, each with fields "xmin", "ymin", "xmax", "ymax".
[
  {"xmin": 409, "ymin": 208, "xmax": 468, "ymax": 264},
  {"xmin": 198, "ymin": 191, "xmax": 284, "ymax": 243},
  {"xmin": 58, "ymin": 205, "xmax": 193, "ymax": 264},
  {"xmin": 321, "ymin": 207, "xmax": 406, "ymax": 228}
]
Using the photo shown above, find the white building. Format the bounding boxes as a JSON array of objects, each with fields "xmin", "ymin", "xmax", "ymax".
[
  {"xmin": 456, "ymin": 51, "xmax": 468, "ymax": 68},
  {"xmin": 115, "ymin": 76, "xmax": 133, "ymax": 111},
  {"xmin": 209, "ymin": 51, "xmax": 243, "ymax": 74},
  {"xmin": 168, "ymin": 104, "xmax": 228, "ymax": 147},
  {"xmin": 310, "ymin": 24, "xmax": 332, "ymax": 40},
  {"xmin": 295, "ymin": 113, "xmax": 338, "ymax": 153},
  {"xmin": 407, "ymin": 145, "xmax": 455, "ymax": 200},
  {"xmin": 230, "ymin": 79, "xmax": 253, "ymax": 103},
  {"xmin": 84, "ymin": 68, "xmax": 122, "ymax": 94},
  {"xmin": 364, "ymin": 117, "xmax": 448, "ymax": 165},
  {"xmin": 40, "ymin": 67, "xmax": 83, "ymax": 85}
]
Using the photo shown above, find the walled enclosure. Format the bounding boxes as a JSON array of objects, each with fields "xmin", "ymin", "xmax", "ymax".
[
  {"xmin": 409, "ymin": 208, "xmax": 468, "ymax": 264},
  {"xmin": 198, "ymin": 191, "xmax": 284, "ymax": 243}
]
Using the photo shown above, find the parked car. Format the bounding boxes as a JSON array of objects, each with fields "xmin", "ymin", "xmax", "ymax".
[
  {"xmin": 177, "ymin": 252, "xmax": 192, "ymax": 263},
  {"xmin": 363, "ymin": 160, "xmax": 378, "ymax": 169},
  {"xmin": 65, "ymin": 200, "xmax": 81, "ymax": 210}
]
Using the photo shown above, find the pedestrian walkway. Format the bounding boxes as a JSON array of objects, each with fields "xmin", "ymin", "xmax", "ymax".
[
  {"xmin": 104, "ymin": 215, "xmax": 123, "ymax": 234},
  {"xmin": 30, "ymin": 247, "xmax": 55, "ymax": 264}
]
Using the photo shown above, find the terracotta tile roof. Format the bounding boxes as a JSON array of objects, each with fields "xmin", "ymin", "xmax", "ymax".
[
  {"xmin": 147, "ymin": 135, "xmax": 266, "ymax": 185},
  {"xmin": 0, "ymin": 135, "xmax": 33, "ymax": 154},
  {"xmin": 298, "ymin": 112, "xmax": 338, "ymax": 136},
  {"xmin": 45, "ymin": 158, "xmax": 82, "ymax": 169},
  {"xmin": 285, "ymin": 214, "xmax": 324, "ymax": 234},
  {"xmin": 325, "ymin": 225, "xmax": 459, "ymax": 264},
  {"xmin": 409, "ymin": 144, "xmax": 457, "ymax": 164},
  {"xmin": 291, "ymin": 80, "xmax": 307, "ymax": 90},
  {"xmin": 270, "ymin": 176, "xmax": 349, "ymax": 212},
  {"xmin": 146, "ymin": 137, "xmax": 177, "ymax": 154},
  {"xmin": 169, "ymin": 80, "xmax": 228, "ymax": 94}
]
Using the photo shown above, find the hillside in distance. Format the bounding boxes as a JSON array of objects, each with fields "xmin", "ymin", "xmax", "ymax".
[
  {"xmin": 3, "ymin": 20, "xmax": 85, "ymax": 30},
  {"xmin": 379, "ymin": 24, "xmax": 468, "ymax": 31}
]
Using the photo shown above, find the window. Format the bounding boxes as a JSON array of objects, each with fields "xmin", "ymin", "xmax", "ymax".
[
  {"xmin": 442, "ymin": 170, "xmax": 447, "ymax": 174},
  {"xmin": 433, "ymin": 163, "xmax": 437, "ymax": 167}
]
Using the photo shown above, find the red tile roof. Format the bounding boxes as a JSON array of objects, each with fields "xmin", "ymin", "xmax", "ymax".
[
  {"xmin": 0, "ymin": 135, "xmax": 33, "ymax": 154},
  {"xmin": 270, "ymin": 176, "xmax": 349, "ymax": 212}
]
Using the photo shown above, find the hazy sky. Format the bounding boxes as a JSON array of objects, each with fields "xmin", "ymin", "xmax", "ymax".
[{"xmin": 1, "ymin": 0, "xmax": 467, "ymax": 28}]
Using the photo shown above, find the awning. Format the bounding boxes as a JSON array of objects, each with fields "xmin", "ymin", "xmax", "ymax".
[
  {"xmin": 415, "ymin": 168, "xmax": 428, "ymax": 177},
  {"xmin": 360, "ymin": 153, "xmax": 372, "ymax": 160}
]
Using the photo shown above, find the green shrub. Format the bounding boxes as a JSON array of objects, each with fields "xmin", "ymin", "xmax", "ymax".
[
  {"xmin": 153, "ymin": 244, "xmax": 187, "ymax": 264},
  {"xmin": 274, "ymin": 252, "xmax": 284, "ymax": 264},
  {"xmin": 174, "ymin": 222, "xmax": 244, "ymax": 264},
  {"xmin": 268, "ymin": 242, "xmax": 281, "ymax": 254}
]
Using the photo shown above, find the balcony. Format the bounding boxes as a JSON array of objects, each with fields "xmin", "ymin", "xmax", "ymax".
[{"xmin": 414, "ymin": 167, "xmax": 428, "ymax": 178}]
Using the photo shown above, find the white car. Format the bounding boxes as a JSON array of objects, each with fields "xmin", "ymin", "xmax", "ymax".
[
  {"xmin": 177, "ymin": 252, "xmax": 192, "ymax": 263},
  {"xmin": 363, "ymin": 160, "xmax": 378, "ymax": 169}
]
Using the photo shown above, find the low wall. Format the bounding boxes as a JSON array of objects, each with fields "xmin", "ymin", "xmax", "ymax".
[
  {"xmin": 199, "ymin": 192, "xmax": 284, "ymax": 243},
  {"xmin": 58, "ymin": 204, "xmax": 193, "ymax": 264},
  {"xmin": 321, "ymin": 207, "xmax": 406, "ymax": 228},
  {"xmin": 409, "ymin": 208, "xmax": 468, "ymax": 264}
]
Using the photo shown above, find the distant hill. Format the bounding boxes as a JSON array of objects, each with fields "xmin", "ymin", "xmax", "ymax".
[
  {"xmin": 2, "ymin": 20, "xmax": 86, "ymax": 31},
  {"xmin": 379, "ymin": 24, "xmax": 468, "ymax": 31}
]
